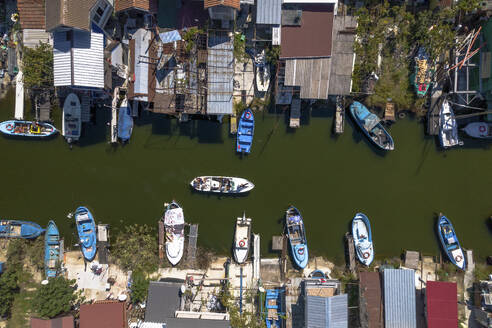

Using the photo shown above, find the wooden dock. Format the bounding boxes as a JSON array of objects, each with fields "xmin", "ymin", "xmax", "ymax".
[
  {"xmin": 230, "ymin": 112, "xmax": 237, "ymax": 134},
  {"xmin": 186, "ymin": 224, "xmax": 198, "ymax": 268},
  {"xmin": 253, "ymin": 234, "xmax": 260, "ymax": 284},
  {"xmin": 427, "ymin": 89, "xmax": 442, "ymax": 136},
  {"xmin": 158, "ymin": 220, "xmax": 165, "ymax": 261},
  {"xmin": 345, "ymin": 232, "xmax": 356, "ymax": 274},
  {"xmin": 334, "ymin": 96, "xmax": 345, "ymax": 134},
  {"xmin": 110, "ymin": 87, "xmax": 119, "ymax": 143}
]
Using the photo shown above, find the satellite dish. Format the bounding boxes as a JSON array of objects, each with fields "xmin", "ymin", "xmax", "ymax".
[
  {"xmin": 258, "ymin": 287, "xmax": 265, "ymax": 293},
  {"xmin": 41, "ymin": 280, "xmax": 49, "ymax": 285},
  {"xmin": 118, "ymin": 294, "xmax": 128, "ymax": 301},
  {"xmin": 180, "ymin": 285, "xmax": 186, "ymax": 294}
]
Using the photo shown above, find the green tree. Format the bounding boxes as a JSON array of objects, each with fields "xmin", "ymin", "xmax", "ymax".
[
  {"xmin": 0, "ymin": 268, "xmax": 19, "ymax": 318},
  {"xmin": 130, "ymin": 271, "xmax": 149, "ymax": 304},
  {"xmin": 112, "ymin": 224, "xmax": 158, "ymax": 273},
  {"xmin": 32, "ymin": 277, "xmax": 79, "ymax": 319},
  {"xmin": 22, "ymin": 42, "xmax": 53, "ymax": 89}
]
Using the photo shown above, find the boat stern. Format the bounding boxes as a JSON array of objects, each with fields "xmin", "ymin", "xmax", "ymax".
[{"xmin": 293, "ymin": 244, "xmax": 308, "ymax": 269}]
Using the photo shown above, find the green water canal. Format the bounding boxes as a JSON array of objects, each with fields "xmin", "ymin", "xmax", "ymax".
[{"xmin": 1, "ymin": 89, "xmax": 491, "ymax": 263}]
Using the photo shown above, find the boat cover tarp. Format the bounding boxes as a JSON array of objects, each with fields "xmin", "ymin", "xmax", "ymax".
[
  {"xmin": 21, "ymin": 224, "xmax": 37, "ymax": 237},
  {"xmin": 118, "ymin": 105, "xmax": 133, "ymax": 140},
  {"xmin": 364, "ymin": 114, "xmax": 380, "ymax": 131}
]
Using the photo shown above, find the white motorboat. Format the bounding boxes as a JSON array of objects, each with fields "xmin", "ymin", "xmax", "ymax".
[
  {"xmin": 62, "ymin": 93, "xmax": 82, "ymax": 143},
  {"xmin": 352, "ymin": 213, "xmax": 374, "ymax": 266},
  {"xmin": 190, "ymin": 176, "xmax": 254, "ymax": 194},
  {"xmin": 439, "ymin": 99, "xmax": 460, "ymax": 148},
  {"xmin": 233, "ymin": 213, "xmax": 251, "ymax": 264},
  {"xmin": 163, "ymin": 201, "xmax": 185, "ymax": 266}
]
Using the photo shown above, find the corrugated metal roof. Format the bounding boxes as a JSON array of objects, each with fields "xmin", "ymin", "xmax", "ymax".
[
  {"xmin": 306, "ymin": 294, "xmax": 348, "ymax": 328},
  {"xmin": 256, "ymin": 0, "xmax": 281, "ymax": 25},
  {"xmin": 22, "ymin": 29, "xmax": 52, "ymax": 49},
  {"xmin": 207, "ymin": 32, "xmax": 233, "ymax": 115},
  {"xmin": 426, "ymin": 281, "xmax": 457, "ymax": 328},
  {"xmin": 53, "ymin": 31, "xmax": 104, "ymax": 88},
  {"xmin": 383, "ymin": 269, "xmax": 416, "ymax": 328},
  {"xmin": 133, "ymin": 28, "xmax": 151, "ymax": 101}
]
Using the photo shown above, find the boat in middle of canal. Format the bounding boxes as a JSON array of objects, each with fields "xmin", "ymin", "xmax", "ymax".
[
  {"xmin": 349, "ymin": 101, "xmax": 394, "ymax": 150},
  {"xmin": 285, "ymin": 206, "xmax": 308, "ymax": 269},
  {"xmin": 437, "ymin": 214, "xmax": 466, "ymax": 270},
  {"xmin": 352, "ymin": 213, "xmax": 374, "ymax": 266},
  {"xmin": 163, "ymin": 201, "xmax": 185, "ymax": 266},
  {"xmin": 190, "ymin": 176, "xmax": 254, "ymax": 194},
  {"xmin": 74, "ymin": 206, "xmax": 97, "ymax": 262},
  {"xmin": 45, "ymin": 220, "xmax": 60, "ymax": 278},
  {"xmin": 233, "ymin": 213, "xmax": 251, "ymax": 264},
  {"xmin": 236, "ymin": 109, "xmax": 254, "ymax": 154}
]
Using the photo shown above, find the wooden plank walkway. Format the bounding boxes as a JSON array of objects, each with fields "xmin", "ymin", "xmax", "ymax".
[
  {"xmin": 427, "ymin": 89, "xmax": 442, "ymax": 136},
  {"xmin": 186, "ymin": 224, "xmax": 198, "ymax": 267},
  {"xmin": 345, "ymin": 232, "xmax": 356, "ymax": 274}
]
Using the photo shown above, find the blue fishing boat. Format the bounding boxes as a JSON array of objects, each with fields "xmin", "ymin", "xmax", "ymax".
[
  {"xmin": 437, "ymin": 214, "xmax": 466, "ymax": 270},
  {"xmin": 44, "ymin": 220, "xmax": 60, "ymax": 278},
  {"xmin": 75, "ymin": 207, "xmax": 97, "ymax": 261},
  {"xmin": 349, "ymin": 102, "xmax": 394, "ymax": 150},
  {"xmin": 265, "ymin": 288, "xmax": 284, "ymax": 328},
  {"xmin": 0, "ymin": 220, "xmax": 44, "ymax": 239},
  {"xmin": 352, "ymin": 213, "xmax": 374, "ymax": 266},
  {"xmin": 0, "ymin": 120, "xmax": 57, "ymax": 137},
  {"xmin": 118, "ymin": 98, "xmax": 133, "ymax": 142},
  {"xmin": 285, "ymin": 206, "xmax": 308, "ymax": 269},
  {"xmin": 236, "ymin": 109, "xmax": 254, "ymax": 154}
]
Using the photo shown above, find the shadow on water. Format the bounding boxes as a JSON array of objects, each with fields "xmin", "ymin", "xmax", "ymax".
[
  {"xmin": 78, "ymin": 108, "xmax": 110, "ymax": 147},
  {"xmin": 486, "ymin": 216, "xmax": 492, "ymax": 235},
  {"xmin": 196, "ymin": 120, "xmax": 223, "ymax": 144},
  {"xmin": 151, "ymin": 115, "xmax": 173, "ymax": 135}
]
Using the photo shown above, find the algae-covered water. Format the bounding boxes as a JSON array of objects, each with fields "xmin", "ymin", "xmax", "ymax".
[{"xmin": 1, "ymin": 90, "xmax": 491, "ymax": 263}]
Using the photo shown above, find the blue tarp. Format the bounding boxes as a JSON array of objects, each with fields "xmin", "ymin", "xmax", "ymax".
[
  {"xmin": 118, "ymin": 104, "xmax": 133, "ymax": 141},
  {"xmin": 159, "ymin": 30, "xmax": 182, "ymax": 44}
]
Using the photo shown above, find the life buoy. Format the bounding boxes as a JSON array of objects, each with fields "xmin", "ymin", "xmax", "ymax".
[
  {"xmin": 363, "ymin": 252, "xmax": 370, "ymax": 259},
  {"xmin": 245, "ymin": 111, "xmax": 251, "ymax": 119},
  {"xmin": 455, "ymin": 255, "xmax": 463, "ymax": 262},
  {"xmin": 298, "ymin": 247, "xmax": 304, "ymax": 255},
  {"xmin": 479, "ymin": 125, "xmax": 487, "ymax": 133},
  {"xmin": 6, "ymin": 124, "xmax": 13, "ymax": 131},
  {"xmin": 239, "ymin": 239, "xmax": 245, "ymax": 247}
]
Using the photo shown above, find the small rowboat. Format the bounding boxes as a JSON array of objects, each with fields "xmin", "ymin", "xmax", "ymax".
[
  {"xmin": 0, "ymin": 120, "xmax": 57, "ymax": 138},
  {"xmin": 462, "ymin": 122, "xmax": 492, "ymax": 139},
  {"xmin": 45, "ymin": 220, "xmax": 60, "ymax": 278},
  {"xmin": 62, "ymin": 93, "xmax": 81, "ymax": 143},
  {"xmin": 75, "ymin": 206, "xmax": 97, "ymax": 262},
  {"xmin": 0, "ymin": 220, "xmax": 44, "ymax": 239},
  {"xmin": 349, "ymin": 102, "xmax": 394, "ymax": 150},
  {"xmin": 285, "ymin": 206, "xmax": 308, "ymax": 269},
  {"xmin": 352, "ymin": 213, "xmax": 374, "ymax": 266},
  {"xmin": 163, "ymin": 201, "xmax": 185, "ymax": 266},
  {"xmin": 190, "ymin": 176, "xmax": 254, "ymax": 194},
  {"xmin": 237, "ymin": 109, "xmax": 254, "ymax": 154},
  {"xmin": 437, "ymin": 214, "xmax": 466, "ymax": 270},
  {"xmin": 233, "ymin": 213, "xmax": 251, "ymax": 264}
]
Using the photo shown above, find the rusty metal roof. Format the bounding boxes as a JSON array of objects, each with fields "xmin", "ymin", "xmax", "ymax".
[
  {"xmin": 204, "ymin": 0, "xmax": 240, "ymax": 9},
  {"xmin": 80, "ymin": 301, "xmax": 126, "ymax": 328},
  {"xmin": 18, "ymin": 0, "xmax": 45, "ymax": 30},
  {"xmin": 426, "ymin": 281, "xmax": 458, "ymax": 328},
  {"xmin": 359, "ymin": 271, "xmax": 383, "ymax": 328},
  {"xmin": 280, "ymin": 4, "xmax": 334, "ymax": 59},
  {"xmin": 30, "ymin": 316, "xmax": 74, "ymax": 328}
]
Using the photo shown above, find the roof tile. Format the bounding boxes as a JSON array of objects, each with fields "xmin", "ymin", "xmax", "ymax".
[{"xmin": 18, "ymin": 0, "xmax": 45, "ymax": 30}]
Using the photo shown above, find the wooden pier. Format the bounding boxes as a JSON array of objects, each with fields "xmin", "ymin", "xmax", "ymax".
[
  {"xmin": 334, "ymin": 96, "xmax": 345, "ymax": 134},
  {"xmin": 427, "ymin": 88, "xmax": 442, "ymax": 136},
  {"xmin": 345, "ymin": 232, "xmax": 356, "ymax": 274},
  {"xmin": 158, "ymin": 220, "xmax": 165, "ymax": 261},
  {"xmin": 110, "ymin": 87, "xmax": 119, "ymax": 143},
  {"xmin": 186, "ymin": 224, "xmax": 198, "ymax": 268}
]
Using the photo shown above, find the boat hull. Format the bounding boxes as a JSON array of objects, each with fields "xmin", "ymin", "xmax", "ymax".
[
  {"xmin": 164, "ymin": 201, "xmax": 185, "ymax": 266},
  {"xmin": 352, "ymin": 213, "xmax": 374, "ymax": 266},
  {"xmin": 413, "ymin": 48, "xmax": 433, "ymax": 97},
  {"xmin": 0, "ymin": 220, "xmax": 44, "ymax": 239},
  {"xmin": 62, "ymin": 93, "xmax": 82, "ymax": 142},
  {"xmin": 462, "ymin": 122, "xmax": 492, "ymax": 139},
  {"xmin": 237, "ymin": 109, "xmax": 254, "ymax": 154},
  {"xmin": 439, "ymin": 99, "xmax": 460, "ymax": 148},
  {"xmin": 118, "ymin": 98, "xmax": 133, "ymax": 142},
  {"xmin": 349, "ymin": 102, "xmax": 394, "ymax": 150},
  {"xmin": 285, "ymin": 206, "xmax": 308, "ymax": 269},
  {"xmin": 45, "ymin": 220, "xmax": 60, "ymax": 278},
  {"xmin": 75, "ymin": 206, "xmax": 97, "ymax": 262},
  {"xmin": 437, "ymin": 215, "xmax": 466, "ymax": 270},
  {"xmin": 233, "ymin": 214, "xmax": 251, "ymax": 264},
  {"xmin": 255, "ymin": 65, "xmax": 270, "ymax": 92},
  {"xmin": 0, "ymin": 120, "xmax": 57, "ymax": 138},
  {"xmin": 190, "ymin": 176, "xmax": 254, "ymax": 194}
]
